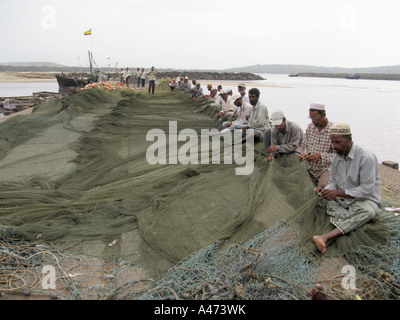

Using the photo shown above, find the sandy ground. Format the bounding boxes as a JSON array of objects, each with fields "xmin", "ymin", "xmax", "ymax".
[{"xmin": 0, "ymin": 72, "xmax": 57, "ymax": 82}]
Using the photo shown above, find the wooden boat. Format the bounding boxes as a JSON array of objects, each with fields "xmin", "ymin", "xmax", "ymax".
[
  {"xmin": 55, "ymin": 74, "xmax": 85, "ymax": 87},
  {"xmin": 56, "ymin": 51, "xmax": 95, "ymax": 92}
]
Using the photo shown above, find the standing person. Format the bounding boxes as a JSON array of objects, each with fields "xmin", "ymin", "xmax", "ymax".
[
  {"xmin": 264, "ymin": 110, "xmax": 304, "ymax": 162},
  {"xmin": 298, "ymin": 103, "xmax": 334, "ymax": 188},
  {"xmin": 312, "ymin": 123, "xmax": 381, "ymax": 254},
  {"xmin": 237, "ymin": 88, "xmax": 271, "ymax": 144},
  {"xmin": 120, "ymin": 68, "xmax": 125, "ymax": 84},
  {"xmin": 140, "ymin": 68, "xmax": 146, "ymax": 88},
  {"xmin": 135, "ymin": 68, "xmax": 142, "ymax": 88},
  {"xmin": 147, "ymin": 66, "xmax": 157, "ymax": 94},
  {"xmin": 124, "ymin": 67, "xmax": 131, "ymax": 88}
]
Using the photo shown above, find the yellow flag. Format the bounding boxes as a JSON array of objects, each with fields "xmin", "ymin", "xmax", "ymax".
[{"xmin": 84, "ymin": 29, "xmax": 92, "ymax": 36}]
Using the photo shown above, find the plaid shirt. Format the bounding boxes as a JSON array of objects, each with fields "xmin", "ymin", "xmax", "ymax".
[{"xmin": 302, "ymin": 121, "xmax": 334, "ymax": 178}]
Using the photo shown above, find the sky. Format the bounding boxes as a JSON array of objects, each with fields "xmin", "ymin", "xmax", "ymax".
[{"xmin": 1, "ymin": 0, "xmax": 400, "ymax": 70}]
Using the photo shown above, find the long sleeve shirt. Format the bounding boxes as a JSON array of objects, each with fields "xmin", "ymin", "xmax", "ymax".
[
  {"xmin": 232, "ymin": 101, "xmax": 252, "ymax": 125},
  {"xmin": 302, "ymin": 121, "xmax": 334, "ymax": 178},
  {"xmin": 270, "ymin": 121, "xmax": 304, "ymax": 155},
  {"xmin": 248, "ymin": 100, "xmax": 270, "ymax": 131},
  {"xmin": 325, "ymin": 143, "xmax": 381, "ymax": 208},
  {"xmin": 220, "ymin": 96, "xmax": 233, "ymax": 113}
]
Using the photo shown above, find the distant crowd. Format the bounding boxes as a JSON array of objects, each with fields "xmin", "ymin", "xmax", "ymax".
[{"xmin": 119, "ymin": 66, "xmax": 158, "ymax": 94}]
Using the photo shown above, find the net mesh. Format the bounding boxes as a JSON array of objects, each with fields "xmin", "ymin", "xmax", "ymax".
[{"xmin": 0, "ymin": 85, "xmax": 399, "ymax": 300}]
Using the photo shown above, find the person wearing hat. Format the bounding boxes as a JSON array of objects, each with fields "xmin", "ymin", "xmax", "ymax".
[
  {"xmin": 215, "ymin": 90, "xmax": 234, "ymax": 121},
  {"xmin": 178, "ymin": 77, "xmax": 190, "ymax": 91},
  {"xmin": 223, "ymin": 94, "xmax": 253, "ymax": 129},
  {"xmin": 312, "ymin": 123, "xmax": 381, "ymax": 254},
  {"xmin": 263, "ymin": 110, "xmax": 303, "ymax": 162},
  {"xmin": 299, "ymin": 103, "xmax": 334, "ymax": 188},
  {"xmin": 237, "ymin": 83, "xmax": 250, "ymax": 104}
]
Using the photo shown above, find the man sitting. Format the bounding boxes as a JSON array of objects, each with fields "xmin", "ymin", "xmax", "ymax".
[
  {"xmin": 298, "ymin": 103, "xmax": 334, "ymax": 188},
  {"xmin": 312, "ymin": 123, "xmax": 381, "ymax": 254},
  {"xmin": 264, "ymin": 110, "xmax": 304, "ymax": 162}
]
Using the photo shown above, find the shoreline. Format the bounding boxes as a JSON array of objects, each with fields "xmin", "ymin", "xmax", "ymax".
[{"xmin": 0, "ymin": 72, "xmax": 57, "ymax": 82}]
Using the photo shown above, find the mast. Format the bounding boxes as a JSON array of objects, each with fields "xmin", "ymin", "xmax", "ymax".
[{"xmin": 88, "ymin": 50, "xmax": 93, "ymax": 75}]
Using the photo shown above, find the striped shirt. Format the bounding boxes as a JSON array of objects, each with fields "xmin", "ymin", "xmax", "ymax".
[{"xmin": 302, "ymin": 121, "xmax": 334, "ymax": 178}]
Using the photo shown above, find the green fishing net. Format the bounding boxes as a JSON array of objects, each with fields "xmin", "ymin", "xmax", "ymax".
[{"xmin": 0, "ymin": 86, "xmax": 399, "ymax": 299}]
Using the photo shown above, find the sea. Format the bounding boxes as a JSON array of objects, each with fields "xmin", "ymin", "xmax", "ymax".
[
  {"xmin": 215, "ymin": 73, "xmax": 400, "ymax": 166},
  {"xmin": 0, "ymin": 74, "xmax": 399, "ymax": 165}
]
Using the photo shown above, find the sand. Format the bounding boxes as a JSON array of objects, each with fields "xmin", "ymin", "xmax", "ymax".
[{"xmin": 0, "ymin": 72, "xmax": 57, "ymax": 82}]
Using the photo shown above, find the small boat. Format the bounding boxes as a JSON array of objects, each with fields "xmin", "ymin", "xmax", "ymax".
[
  {"xmin": 55, "ymin": 74, "xmax": 86, "ymax": 87},
  {"xmin": 56, "ymin": 50, "xmax": 95, "ymax": 92},
  {"xmin": 288, "ymin": 73, "xmax": 298, "ymax": 77}
]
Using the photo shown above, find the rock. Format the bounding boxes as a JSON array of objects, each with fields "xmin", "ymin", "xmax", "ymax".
[{"xmin": 382, "ymin": 161, "xmax": 399, "ymax": 170}]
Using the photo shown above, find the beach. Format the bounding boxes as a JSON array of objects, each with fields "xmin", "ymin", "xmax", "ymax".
[{"xmin": 0, "ymin": 72, "xmax": 57, "ymax": 82}]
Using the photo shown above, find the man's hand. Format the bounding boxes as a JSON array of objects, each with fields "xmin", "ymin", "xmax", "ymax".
[
  {"xmin": 318, "ymin": 188, "xmax": 346, "ymax": 201},
  {"xmin": 267, "ymin": 145, "xmax": 277, "ymax": 153},
  {"xmin": 298, "ymin": 153, "xmax": 307, "ymax": 161},
  {"xmin": 263, "ymin": 155, "xmax": 275, "ymax": 162},
  {"xmin": 306, "ymin": 153, "xmax": 321, "ymax": 163}
]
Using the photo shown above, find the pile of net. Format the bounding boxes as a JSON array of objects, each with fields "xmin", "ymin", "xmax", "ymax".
[{"xmin": 0, "ymin": 87, "xmax": 399, "ymax": 299}]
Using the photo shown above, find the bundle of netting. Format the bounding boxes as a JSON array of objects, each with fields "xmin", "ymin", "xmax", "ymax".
[{"xmin": 0, "ymin": 88, "xmax": 399, "ymax": 300}]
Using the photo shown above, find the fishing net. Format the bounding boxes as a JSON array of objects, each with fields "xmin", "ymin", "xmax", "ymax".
[{"xmin": 0, "ymin": 86, "xmax": 399, "ymax": 300}]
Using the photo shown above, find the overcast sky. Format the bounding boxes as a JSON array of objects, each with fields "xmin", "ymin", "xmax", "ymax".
[{"xmin": 1, "ymin": 0, "xmax": 399, "ymax": 70}]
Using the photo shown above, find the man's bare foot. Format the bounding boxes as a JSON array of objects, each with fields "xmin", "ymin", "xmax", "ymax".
[
  {"xmin": 312, "ymin": 235, "xmax": 327, "ymax": 254},
  {"xmin": 310, "ymin": 284, "xmax": 331, "ymax": 300}
]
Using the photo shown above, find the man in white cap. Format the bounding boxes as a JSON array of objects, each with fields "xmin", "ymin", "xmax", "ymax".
[
  {"xmin": 264, "ymin": 110, "xmax": 303, "ymax": 162},
  {"xmin": 237, "ymin": 83, "xmax": 250, "ymax": 104},
  {"xmin": 299, "ymin": 103, "xmax": 334, "ymax": 188},
  {"xmin": 216, "ymin": 90, "xmax": 235, "ymax": 121},
  {"xmin": 220, "ymin": 94, "xmax": 252, "ymax": 130},
  {"xmin": 312, "ymin": 123, "xmax": 381, "ymax": 254}
]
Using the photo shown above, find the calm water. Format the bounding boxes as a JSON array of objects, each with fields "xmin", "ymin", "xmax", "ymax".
[
  {"xmin": 0, "ymin": 81, "xmax": 58, "ymax": 97},
  {"xmin": 1, "ymin": 76, "xmax": 399, "ymax": 164},
  {"xmin": 216, "ymin": 74, "xmax": 400, "ymax": 166}
]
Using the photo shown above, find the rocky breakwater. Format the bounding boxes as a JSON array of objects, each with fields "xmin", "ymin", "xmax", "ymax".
[{"xmin": 157, "ymin": 71, "xmax": 265, "ymax": 81}]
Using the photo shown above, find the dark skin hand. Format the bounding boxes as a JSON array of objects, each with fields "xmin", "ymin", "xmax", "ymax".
[
  {"xmin": 298, "ymin": 153, "xmax": 321, "ymax": 163},
  {"xmin": 316, "ymin": 187, "xmax": 348, "ymax": 201}
]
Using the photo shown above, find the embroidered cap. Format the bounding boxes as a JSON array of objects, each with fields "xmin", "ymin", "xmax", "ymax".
[
  {"xmin": 331, "ymin": 123, "xmax": 351, "ymax": 135},
  {"xmin": 310, "ymin": 103, "xmax": 325, "ymax": 111}
]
